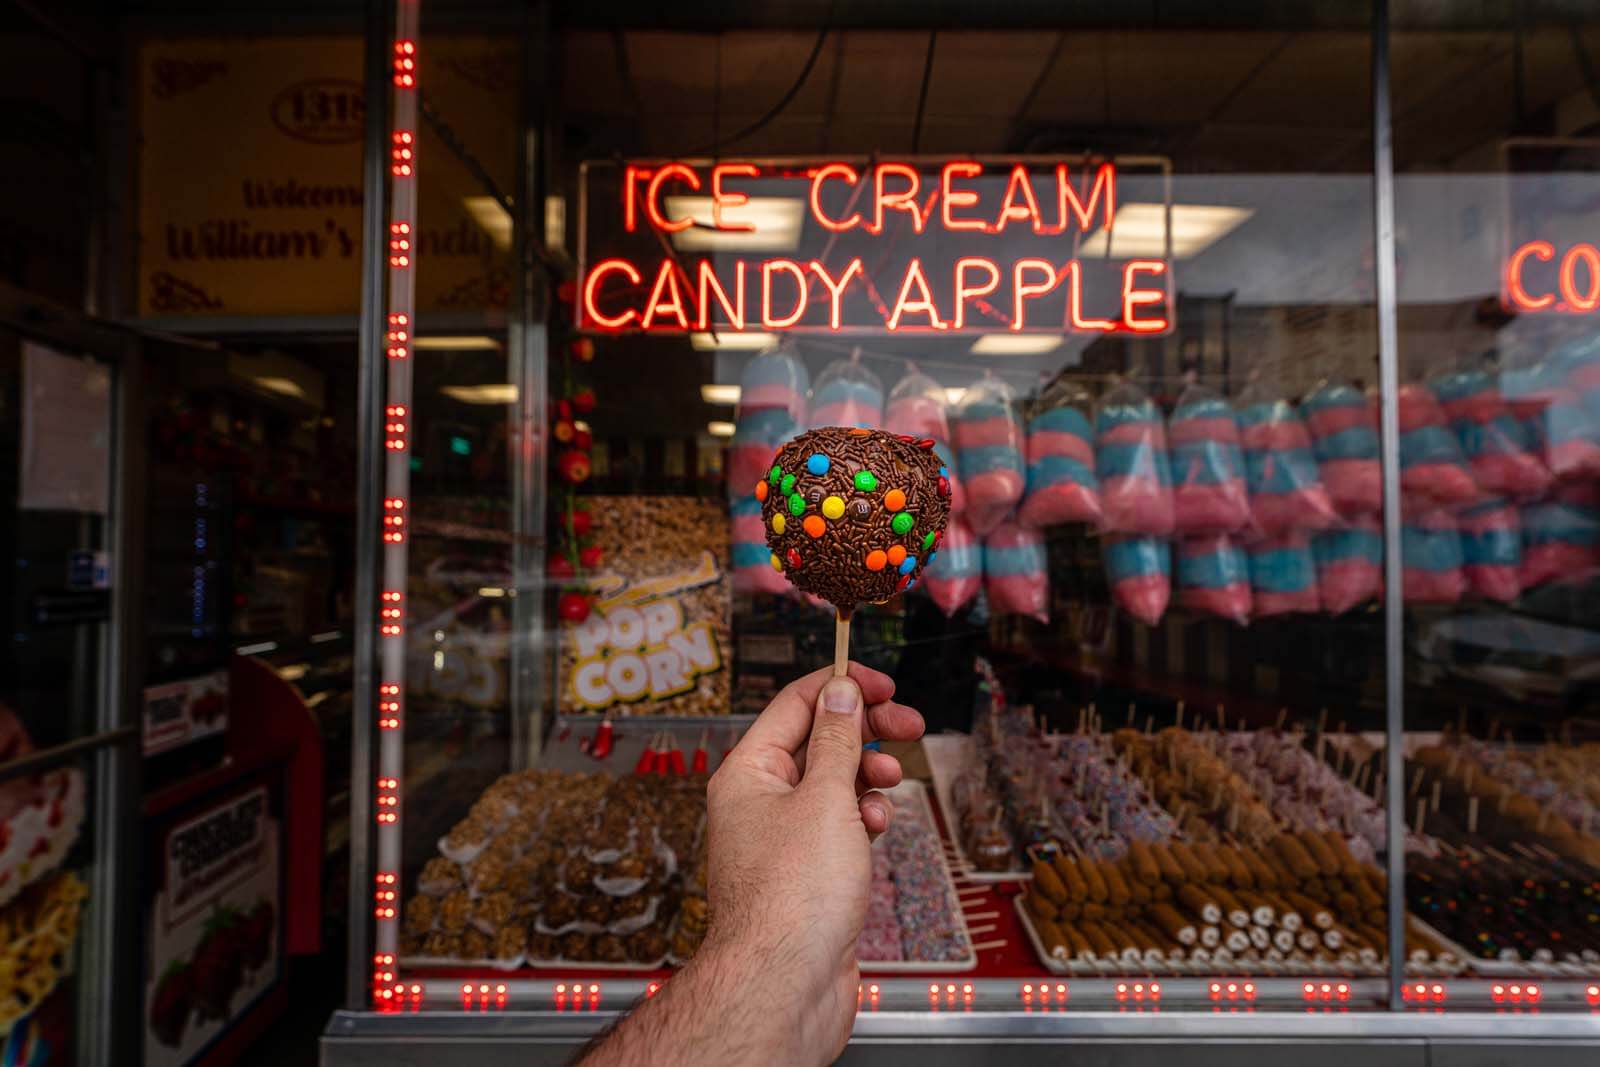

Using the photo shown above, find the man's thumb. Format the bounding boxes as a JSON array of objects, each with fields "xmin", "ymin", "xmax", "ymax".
[{"xmin": 802, "ymin": 677, "xmax": 864, "ymax": 790}]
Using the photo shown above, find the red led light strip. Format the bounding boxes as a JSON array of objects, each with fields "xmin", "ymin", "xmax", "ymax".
[{"xmin": 371, "ymin": 0, "xmax": 419, "ymax": 1004}]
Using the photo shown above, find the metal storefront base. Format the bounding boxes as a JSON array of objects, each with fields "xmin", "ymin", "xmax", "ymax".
[{"xmin": 322, "ymin": 1010, "xmax": 1600, "ymax": 1066}]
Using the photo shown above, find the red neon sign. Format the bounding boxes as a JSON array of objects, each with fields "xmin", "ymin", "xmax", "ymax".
[
  {"xmin": 1505, "ymin": 239, "xmax": 1600, "ymax": 313},
  {"xmin": 578, "ymin": 157, "xmax": 1173, "ymax": 336}
]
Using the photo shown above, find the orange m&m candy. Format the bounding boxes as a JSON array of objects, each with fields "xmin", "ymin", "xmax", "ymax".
[
  {"xmin": 887, "ymin": 545, "xmax": 907, "ymax": 566},
  {"xmin": 864, "ymin": 549, "xmax": 887, "ymax": 571},
  {"xmin": 754, "ymin": 480, "xmax": 768, "ymax": 502},
  {"xmin": 803, "ymin": 514, "xmax": 826, "ymax": 538},
  {"xmin": 883, "ymin": 488, "xmax": 906, "ymax": 512}
]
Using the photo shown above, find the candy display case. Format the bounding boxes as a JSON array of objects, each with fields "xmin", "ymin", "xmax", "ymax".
[{"xmin": 328, "ymin": 4, "xmax": 1600, "ymax": 1064}]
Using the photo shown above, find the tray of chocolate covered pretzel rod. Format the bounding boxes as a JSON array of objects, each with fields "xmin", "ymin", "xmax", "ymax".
[{"xmin": 1014, "ymin": 830, "xmax": 1463, "ymax": 977}]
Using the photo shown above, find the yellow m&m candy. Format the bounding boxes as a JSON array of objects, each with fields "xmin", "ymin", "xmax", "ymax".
[{"xmin": 821, "ymin": 495, "xmax": 846, "ymax": 520}]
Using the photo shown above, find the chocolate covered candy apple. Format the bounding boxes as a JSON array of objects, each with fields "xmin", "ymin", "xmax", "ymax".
[{"xmin": 754, "ymin": 427, "xmax": 952, "ymax": 671}]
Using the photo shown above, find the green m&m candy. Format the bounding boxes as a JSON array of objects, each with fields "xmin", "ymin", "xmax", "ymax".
[
  {"xmin": 788, "ymin": 493, "xmax": 806, "ymax": 516},
  {"xmin": 769, "ymin": 464, "xmax": 782, "ymax": 485},
  {"xmin": 891, "ymin": 512, "xmax": 915, "ymax": 536},
  {"xmin": 853, "ymin": 469, "xmax": 878, "ymax": 492}
]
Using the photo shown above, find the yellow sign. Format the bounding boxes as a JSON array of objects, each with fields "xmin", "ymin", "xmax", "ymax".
[{"xmin": 136, "ymin": 36, "xmax": 517, "ymax": 317}]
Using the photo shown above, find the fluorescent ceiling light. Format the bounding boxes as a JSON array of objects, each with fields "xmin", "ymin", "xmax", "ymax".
[
  {"xmin": 236, "ymin": 640, "xmax": 278, "ymax": 656},
  {"xmin": 463, "ymin": 195, "xmax": 513, "ymax": 250},
  {"xmin": 441, "ymin": 383, "xmax": 517, "ymax": 404},
  {"xmin": 478, "ymin": 586, "xmax": 508, "ymax": 598},
  {"xmin": 690, "ymin": 331, "xmax": 776, "ymax": 351},
  {"xmin": 970, "ymin": 334, "xmax": 1063, "ymax": 356},
  {"xmin": 944, "ymin": 387, "xmax": 967, "ymax": 405},
  {"xmin": 701, "ymin": 384, "xmax": 741, "ymax": 405},
  {"xmin": 666, "ymin": 196, "xmax": 804, "ymax": 252},
  {"xmin": 1078, "ymin": 203, "xmax": 1254, "ymax": 259},
  {"xmin": 276, "ymin": 663, "xmax": 309, "ymax": 682},
  {"xmin": 253, "ymin": 375, "xmax": 306, "ymax": 399},
  {"xmin": 413, "ymin": 336, "xmax": 501, "ymax": 351},
  {"xmin": 706, "ymin": 421, "xmax": 736, "ymax": 438}
]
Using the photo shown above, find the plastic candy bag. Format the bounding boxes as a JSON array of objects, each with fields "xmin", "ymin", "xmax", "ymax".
[
  {"xmin": 1457, "ymin": 499, "xmax": 1522, "ymax": 602},
  {"xmin": 1103, "ymin": 535, "xmax": 1171, "ymax": 626},
  {"xmin": 1248, "ymin": 532, "xmax": 1321, "ymax": 616},
  {"xmin": 1094, "ymin": 380, "xmax": 1175, "ymax": 536},
  {"xmin": 922, "ymin": 516, "xmax": 981, "ymax": 617},
  {"xmin": 1018, "ymin": 380, "xmax": 1102, "ymax": 529},
  {"xmin": 1237, "ymin": 383, "xmax": 1339, "ymax": 535},
  {"xmin": 1520, "ymin": 497, "xmax": 1600, "ymax": 589},
  {"xmin": 1430, "ymin": 368, "xmax": 1551, "ymax": 499},
  {"xmin": 1397, "ymin": 383, "xmax": 1480, "ymax": 509},
  {"xmin": 737, "ymin": 345, "xmax": 809, "ymax": 421},
  {"xmin": 1522, "ymin": 388, "xmax": 1600, "ymax": 483},
  {"xmin": 983, "ymin": 521, "xmax": 1048, "ymax": 622},
  {"xmin": 1176, "ymin": 535, "xmax": 1251, "ymax": 625},
  {"xmin": 1314, "ymin": 516, "xmax": 1384, "ymax": 614},
  {"xmin": 1402, "ymin": 509, "xmax": 1465, "ymax": 604},
  {"xmin": 887, "ymin": 368, "xmax": 964, "ymax": 516},
  {"xmin": 729, "ymin": 496, "xmax": 789, "ymax": 595},
  {"xmin": 1168, "ymin": 382, "xmax": 1250, "ymax": 534},
  {"xmin": 727, "ymin": 407, "xmax": 801, "ymax": 503},
  {"xmin": 810, "ymin": 357, "xmax": 883, "ymax": 429},
  {"xmin": 1303, "ymin": 381, "xmax": 1381, "ymax": 516},
  {"xmin": 952, "ymin": 377, "xmax": 1025, "ymax": 535}
]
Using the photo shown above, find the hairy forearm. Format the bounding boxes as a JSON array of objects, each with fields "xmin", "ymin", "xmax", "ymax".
[{"xmin": 574, "ymin": 943, "xmax": 802, "ymax": 1067}]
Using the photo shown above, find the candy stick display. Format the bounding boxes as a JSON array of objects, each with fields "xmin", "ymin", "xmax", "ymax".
[
  {"xmin": 1168, "ymin": 382, "xmax": 1251, "ymax": 534},
  {"xmin": 1456, "ymin": 498, "xmax": 1523, "ymax": 602},
  {"xmin": 809, "ymin": 355, "xmax": 883, "ymax": 429},
  {"xmin": 951, "ymin": 376, "xmax": 1026, "ymax": 535},
  {"xmin": 1313, "ymin": 516, "xmax": 1385, "ymax": 614},
  {"xmin": 1018, "ymin": 382, "xmax": 1102, "ymax": 529},
  {"xmin": 922, "ymin": 515, "xmax": 981, "ymax": 617},
  {"xmin": 1401, "ymin": 509, "xmax": 1465, "ymax": 604},
  {"xmin": 858, "ymin": 783, "xmax": 975, "ymax": 969},
  {"xmin": 1303, "ymin": 380, "xmax": 1382, "ymax": 516},
  {"xmin": 1175, "ymin": 534, "xmax": 1252, "ymax": 625},
  {"xmin": 983, "ymin": 520, "xmax": 1049, "ymax": 622},
  {"xmin": 1236, "ymin": 383, "xmax": 1339, "ymax": 535},
  {"xmin": 1397, "ymin": 382, "xmax": 1481, "ymax": 509},
  {"xmin": 1094, "ymin": 380, "xmax": 1175, "ymax": 535},
  {"xmin": 1247, "ymin": 532, "xmax": 1320, "ymax": 616},
  {"xmin": 757, "ymin": 427, "xmax": 951, "ymax": 668},
  {"xmin": 1103, "ymin": 534, "xmax": 1171, "ymax": 626}
]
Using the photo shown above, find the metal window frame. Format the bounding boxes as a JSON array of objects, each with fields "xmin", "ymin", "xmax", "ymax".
[{"xmin": 333, "ymin": 0, "xmax": 1600, "ymax": 1051}]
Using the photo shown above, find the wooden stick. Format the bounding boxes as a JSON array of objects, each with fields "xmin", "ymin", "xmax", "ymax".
[
  {"xmin": 970, "ymin": 939, "xmax": 1008, "ymax": 951},
  {"xmin": 966, "ymin": 923, "xmax": 998, "ymax": 936},
  {"xmin": 963, "ymin": 910, "xmax": 1000, "ymax": 920},
  {"xmin": 833, "ymin": 611, "xmax": 851, "ymax": 677}
]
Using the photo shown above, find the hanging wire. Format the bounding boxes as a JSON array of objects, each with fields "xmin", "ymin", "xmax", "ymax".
[{"xmin": 689, "ymin": 2, "xmax": 840, "ymax": 156}]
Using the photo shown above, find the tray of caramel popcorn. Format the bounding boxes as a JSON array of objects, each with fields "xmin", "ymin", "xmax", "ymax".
[{"xmin": 402, "ymin": 769, "xmax": 706, "ymax": 971}]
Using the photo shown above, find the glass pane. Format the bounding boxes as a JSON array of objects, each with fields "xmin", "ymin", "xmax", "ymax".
[
  {"xmin": 388, "ymin": 11, "xmax": 1398, "ymax": 1012},
  {"xmin": 0, "ymin": 331, "xmax": 111, "ymax": 751},
  {"xmin": 1391, "ymin": 11, "xmax": 1600, "ymax": 1006}
]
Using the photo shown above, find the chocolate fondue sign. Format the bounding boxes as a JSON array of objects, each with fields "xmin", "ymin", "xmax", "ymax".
[{"xmin": 577, "ymin": 157, "xmax": 1174, "ymax": 336}]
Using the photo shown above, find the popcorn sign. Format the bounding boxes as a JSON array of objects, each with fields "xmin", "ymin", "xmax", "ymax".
[
  {"xmin": 558, "ymin": 497, "xmax": 731, "ymax": 716},
  {"xmin": 568, "ymin": 599, "xmax": 721, "ymax": 708}
]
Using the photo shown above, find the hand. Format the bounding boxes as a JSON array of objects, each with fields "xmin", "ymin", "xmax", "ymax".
[{"xmin": 576, "ymin": 663, "xmax": 924, "ymax": 1067}]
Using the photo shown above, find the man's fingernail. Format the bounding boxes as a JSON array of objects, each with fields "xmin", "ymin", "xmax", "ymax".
[{"xmin": 821, "ymin": 678, "xmax": 860, "ymax": 715}]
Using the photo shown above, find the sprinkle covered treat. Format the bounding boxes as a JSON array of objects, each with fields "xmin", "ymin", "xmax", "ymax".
[{"xmin": 756, "ymin": 427, "xmax": 952, "ymax": 614}]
